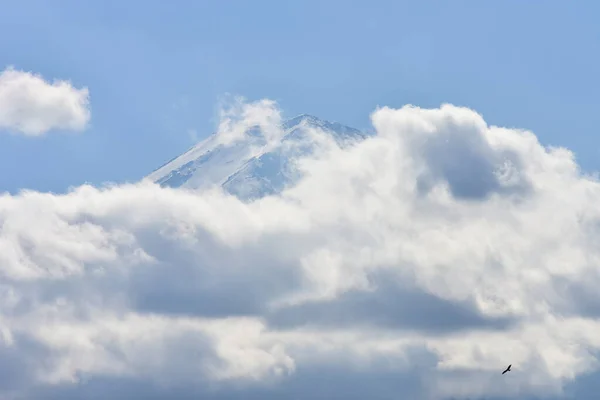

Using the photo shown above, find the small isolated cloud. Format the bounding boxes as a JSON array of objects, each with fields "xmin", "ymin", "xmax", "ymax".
[
  {"xmin": 2, "ymin": 100, "xmax": 600, "ymax": 399},
  {"xmin": 0, "ymin": 66, "xmax": 90, "ymax": 136}
]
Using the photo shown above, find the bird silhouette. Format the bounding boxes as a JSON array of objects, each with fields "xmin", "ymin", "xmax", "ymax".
[{"xmin": 502, "ymin": 364, "xmax": 511, "ymax": 374}]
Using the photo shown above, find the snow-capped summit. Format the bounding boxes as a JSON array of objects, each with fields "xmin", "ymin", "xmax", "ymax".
[{"xmin": 145, "ymin": 114, "xmax": 369, "ymax": 199}]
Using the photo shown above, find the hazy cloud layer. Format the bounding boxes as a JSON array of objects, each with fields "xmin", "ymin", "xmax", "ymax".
[
  {"xmin": 1, "ymin": 101, "xmax": 600, "ymax": 399},
  {"xmin": 0, "ymin": 66, "xmax": 90, "ymax": 136}
]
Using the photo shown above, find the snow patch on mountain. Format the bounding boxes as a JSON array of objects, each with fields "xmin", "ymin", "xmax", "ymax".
[{"xmin": 145, "ymin": 114, "xmax": 370, "ymax": 199}]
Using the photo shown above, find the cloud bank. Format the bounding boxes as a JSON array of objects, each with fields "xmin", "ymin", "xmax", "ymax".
[
  {"xmin": 1, "ymin": 100, "xmax": 600, "ymax": 399},
  {"xmin": 0, "ymin": 66, "xmax": 90, "ymax": 136}
]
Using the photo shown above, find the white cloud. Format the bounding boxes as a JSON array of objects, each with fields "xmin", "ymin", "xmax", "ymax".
[
  {"xmin": 0, "ymin": 66, "xmax": 90, "ymax": 136},
  {"xmin": 1, "ymin": 100, "xmax": 600, "ymax": 399},
  {"xmin": 214, "ymin": 95, "xmax": 283, "ymax": 147}
]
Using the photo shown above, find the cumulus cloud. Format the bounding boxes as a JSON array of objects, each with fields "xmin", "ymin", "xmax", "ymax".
[
  {"xmin": 0, "ymin": 66, "xmax": 90, "ymax": 136},
  {"xmin": 1, "ymin": 100, "xmax": 600, "ymax": 399}
]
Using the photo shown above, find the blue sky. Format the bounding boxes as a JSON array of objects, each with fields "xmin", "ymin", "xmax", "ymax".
[
  {"xmin": 1, "ymin": 0, "xmax": 599, "ymax": 193},
  {"xmin": 5, "ymin": 2, "xmax": 600, "ymax": 399}
]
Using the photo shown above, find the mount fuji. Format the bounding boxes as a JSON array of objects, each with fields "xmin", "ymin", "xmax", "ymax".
[{"xmin": 145, "ymin": 114, "xmax": 370, "ymax": 200}]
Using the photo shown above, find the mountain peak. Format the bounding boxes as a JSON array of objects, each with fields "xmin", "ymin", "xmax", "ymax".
[
  {"xmin": 282, "ymin": 114, "xmax": 363, "ymax": 139},
  {"xmin": 283, "ymin": 113, "xmax": 321, "ymax": 126},
  {"xmin": 145, "ymin": 114, "xmax": 368, "ymax": 199}
]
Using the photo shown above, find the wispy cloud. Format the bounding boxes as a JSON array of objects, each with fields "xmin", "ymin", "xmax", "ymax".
[{"xmin": 214, "ymin": 95, "xmax": 283, "ymax": 147}]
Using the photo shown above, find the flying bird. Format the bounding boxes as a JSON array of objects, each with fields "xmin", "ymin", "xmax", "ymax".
[{"xmin": 502, "ymin": 364, "xmax": 511, "ymax": 375}]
